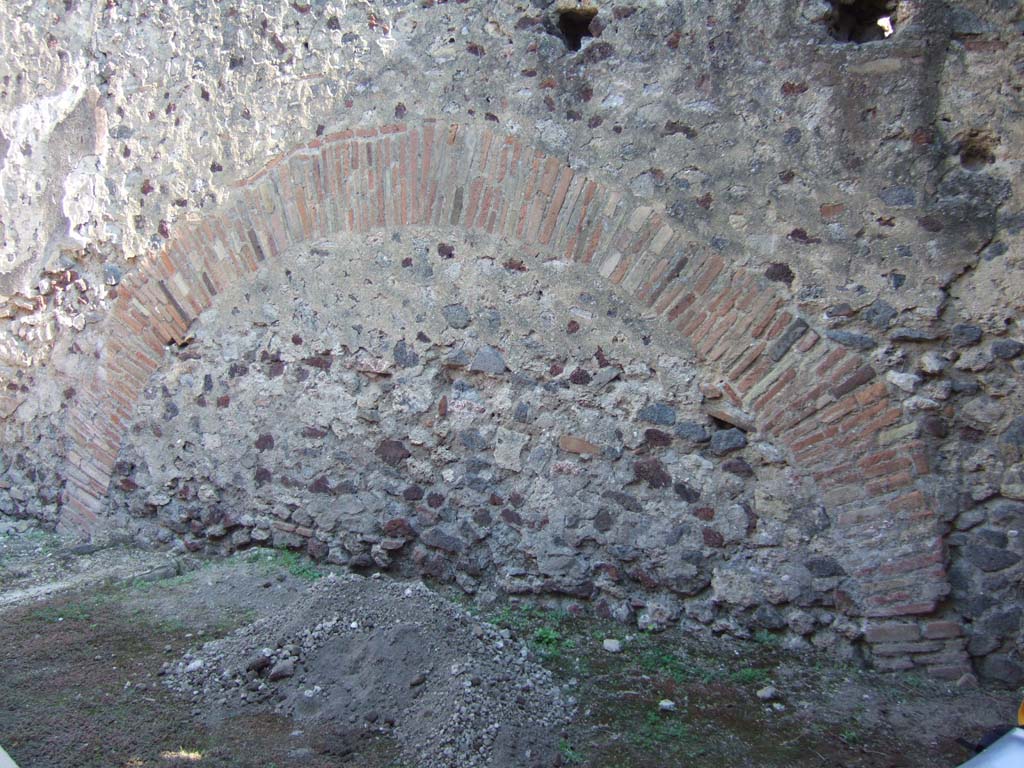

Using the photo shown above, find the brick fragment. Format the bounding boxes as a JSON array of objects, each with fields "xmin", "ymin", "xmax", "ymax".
[{"xmin": 558, "ymin": 435, "xmax": 601, "ymax": 455}]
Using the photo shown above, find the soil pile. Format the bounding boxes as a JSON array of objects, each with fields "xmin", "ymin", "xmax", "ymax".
[{"xmin": 164, "ymin": 572, "xmax": 572, "ymax": 767}]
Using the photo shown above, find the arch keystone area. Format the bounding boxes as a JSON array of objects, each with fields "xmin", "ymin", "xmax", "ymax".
[{"xmin": 62, "ymin": 120, "xmax": 950, "ymax": 655}]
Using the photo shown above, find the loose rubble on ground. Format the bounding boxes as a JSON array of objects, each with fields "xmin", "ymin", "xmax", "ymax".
[{"xmin": 163, "ymin": 571, "xmax": 572, "ymax": 768}]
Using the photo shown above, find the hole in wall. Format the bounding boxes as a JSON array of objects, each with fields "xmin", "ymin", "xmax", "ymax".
[
  {"xmin": 556, "ymin": 8, "xmax": 598, "ymax": 51},
  {"xmin": 826, "ymin": 0, "xmax": 898, "ymax": 43},
  {"xmin": 955, "ymin": 128, "xmax": 998, "ymax": 171}
]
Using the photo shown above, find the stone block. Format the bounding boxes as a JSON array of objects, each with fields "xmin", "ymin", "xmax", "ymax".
[
  {"xmin": 864, "ymin": 622, "xmax": 921, "ymax": 644},
  {"xmin": 922, "ymin": 620, "xmax": 963, "ymax": 640}
]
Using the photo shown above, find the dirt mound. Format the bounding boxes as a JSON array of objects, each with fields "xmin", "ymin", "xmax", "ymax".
[{"xmin": 164, "ymin": 572, "xmax": 572, "ymax": 767}]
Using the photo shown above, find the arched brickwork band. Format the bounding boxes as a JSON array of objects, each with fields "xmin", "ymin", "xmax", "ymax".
[{"xmin": 62, "ymin": 120, "xmax": 948, "ymax": 649}]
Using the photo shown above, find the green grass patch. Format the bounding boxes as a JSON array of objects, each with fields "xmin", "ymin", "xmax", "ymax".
[
  {"xmin": 558, "ymin": 739, "xmax": 585, "ymax": 765},
  {"xmin": 727, "ymin": 666, "xmax": 772, "ymax": 686},
  {"xmin": 753, "ymin": 629, "xmax": 782, "ymax": 647},
  {"xmin": 248, "ymin": 548, "xmax": 323, "ymax": 581},
  {"xmin": 630, "ymin": 711, "xmax": 691, "ymax": 751},
  {"xmin": 636, "ymin": 647, "xmax": 712, "ymax": 685},
  {"xmin": 840, "ymin": 727, "xmax": 861, "ymax": 745},
  {"xmin": 31, "ymin": 600, "xmax": 95, "ymax": 624}
]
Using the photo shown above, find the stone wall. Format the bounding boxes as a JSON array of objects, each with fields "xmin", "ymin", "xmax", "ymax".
[
  {"xmin": 0, "ymin": 1, "xmax": 1021, "ymax": 684},
  {"xmin": 110, "ymin": 233, "xmax": 832, "ymax": 646}
]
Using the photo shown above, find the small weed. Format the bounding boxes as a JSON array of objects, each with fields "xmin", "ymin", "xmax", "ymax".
[
  {"xmin": 449, "ymin": 592, "xmax": 480, "ymax": 616},
  {"xmin": 558, "ymin": 739, "xmax": 585, "ymax": 765},
  {"xmin": 727, "ymin": 666, "xmax": 772, "ymax": 686},
  {"xmin": 753, "ymin": 629, "xmax": 781, "ymax": 647},
  {"xmin": 155, "ymin": 616, "xmax": 188, "ymax": 633},
  {"xmin": 533, "ymin": 626, "xmax": 561, "ymax": 649},
  {"xmin": 32, "ymin": 600, "xmax": 94, "ymax": 623},
  {"xmin": 630, "ymin": 711, "xmax": 690, "ymax": 751},
  {"xmin": 126, "ymin": 570, "xmax": 196, "ymax": 593},
  {"xmin": 484, "ymin": 603, "xmax": 580, "ymax": 664},
  {"xmin": 900, "ymin": 672, "xmax": 929, "ymax": 691},
  {"xmin": 21, "ymin": 528, "xmax": 59, "ymax": 548},
  {"xmin": 840, "ymin": 727, "xmax": 861, "ymax": 745},
  {"xmin": 531, "ymin": 624, "xmax": 575, "ymax": 661},
  {"xmin": 253, "ymin": 549, "xmax": 322, "ymax": 581},
  {"xmin": 637, "ymin": 648, "xmax": 716, "ymax": 685}
]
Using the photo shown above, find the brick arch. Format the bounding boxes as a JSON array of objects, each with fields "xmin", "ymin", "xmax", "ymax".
[{"xmin": 62, "ymin": 120, "xmax": 946, "ymax": 635}]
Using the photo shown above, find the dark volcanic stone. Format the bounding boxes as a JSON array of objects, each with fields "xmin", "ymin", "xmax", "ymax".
[
  {"xmin": 977, "ymin": 655, "xmax": 1024, "ymax": 688},
  {"xmin": 246, "ymin": 654, "xmax": 272, "ymax": 673},
  {"xmin": 376, "ymin": 439, "xmax": 411, "ymax": 466},
  {"xmin": 693, "ymin": 507, "xmax": 714, "ymax": 521},
  {"xmin": 302, "ymin": 354, "xmax": 333, "ymax": 371},
  {"xmin": 459, "ymin": 429, "xmax": 487, "ymax": 451},
  {"xmin": 601, "ymin": 490, "xmax": 643, "ymax": 513},
  {"xmin": 951, "ymin": 324, "xmax": 983, "ymax": 347},
  {"xmin": 879, "ymin": 186, "xmax": 916, "ymax": 207},
  {"xmin": 1000, "ymin": 416, "xmax": 1024, "ymax": 448},
  {"xmin": 862, "ymin": 300, "xmax": 897, "ymax": 329},
  {"xmin": 963, "ymin": 545, "xmax": 1021, "ymax": 572},
  {"xmin": 633, "ymin": 458, "xmax": 672, "ymax": 489},
  {"xmin": 644, "ymin": 428, "xmax": 673, "ymax": 447},
  {"xmin": 268, "ymin": 658, "xmax": 295, "ymax": 681},
  {"xmin": 826, "ymin": 330, "xmax": 877, "ymax": 351},
  {"xmin": 992, "ymin": 339, "xmax": 1023, "ymax": 360},
  {"xmin": 919, "ymin": 415, "xmax": 948, "ymax": 438},
  {"xmin": 673, "ymin": 481, "xmax": 700, "ymax": 502},
  {"xmin": 420, "ymin": 527, "xmax": 464, "ymax": 554},
  {"xmin": 638, "ymin": 402, "xmax": 676, "ymax": 426},
  {"xmin": 513, "ymin": 402, "xmax": 530, "ymax": 422},
  {"xmin": 979, "ymin": 607, "xmax": 1022, "ymax": 639},
  {"xmin": 307, "ymin": 538, "xmax": 329, "ymax": 562},
  {"xmin": 443, "ymin": 304, "xmax": 471, "ymax": 329},
  {"xmin": 383, "ymin": 518, "xmax": 416, "ymax": 539},
  {"xmin": 890, "ymin": 327, "xmax": 944, "ymax": 342},
  {"xmin": 569, "ymin": 367, "xmax": 592, "ymax": 385},
  {"xmin": 765, "ymin": 262, "xmax": 794, "ymax": 285},
  {"xmin": 675, "ymin": 421, "xmax": 710, "ymax": 442},
  {"xmin": 752, "ymin": 605, "xmax": 786, "ymax": 630},
  {"xmin": 710, "ymin": 428, "xmax": 747, "ymax": 455},
  {"xmin": 722, "ymin": 457, "xmax": 754, "ymax": 477},
  {"xmin": 308, "ymin": 476, "xmax": 335, "ymax": 495},
  {"xmin": 350, "ymin": 553, "xmax": 375, "ymax": 569},
  {"xmin": 393, "ymin": 339, "xmax": 419, "ymax": 368},
  {"xmin": 702, "ymin": 528, "xmax": 725, "ymax": 548},
  {"xmin": 806, "ymin": 556, "xmax": 845, "ymax": 578},
  {"xmin": 768, "ymin": 318, "xmax": 808, "ymax": 361},
  {"xmin": 470, "ymin": 345, "xmax": 506, "ymax": 374}
]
